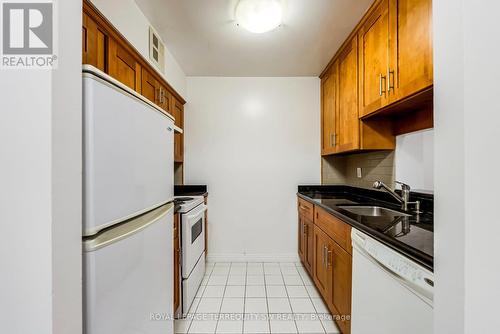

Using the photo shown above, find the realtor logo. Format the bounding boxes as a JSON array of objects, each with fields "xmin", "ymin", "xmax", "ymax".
[{"xmin": 1, "ymin": 0, "xmax": 56, "ymax": 68}]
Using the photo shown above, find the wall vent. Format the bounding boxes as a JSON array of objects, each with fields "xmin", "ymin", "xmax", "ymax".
[{"xmin": 149, "ymin": 26, "xmax": 165, "ymax": 72}]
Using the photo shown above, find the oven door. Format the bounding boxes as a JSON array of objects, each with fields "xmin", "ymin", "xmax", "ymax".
[{"xmin": 181, "ymin": 204, "xmax": 207, "ymax": 278}]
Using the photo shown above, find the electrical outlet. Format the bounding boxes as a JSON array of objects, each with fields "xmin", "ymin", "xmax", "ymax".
[{"xmin": 356, "ymin": 167, "xmax": 362, "ymax": 178}]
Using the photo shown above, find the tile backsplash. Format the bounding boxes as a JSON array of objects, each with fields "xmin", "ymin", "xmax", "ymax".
[{"xmin": 322, "ymin": 150, "xmax": 395, "ymax": 189}]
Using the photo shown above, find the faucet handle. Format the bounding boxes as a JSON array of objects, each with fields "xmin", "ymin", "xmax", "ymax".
[{"xmin": 395, "ymin": 181, "xmax": 411, "ymax": 191}]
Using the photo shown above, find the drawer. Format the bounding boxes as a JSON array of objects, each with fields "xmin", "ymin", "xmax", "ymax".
[
  {"xmin": 298, "ymin": 197, "xmax": 314, "ymax": 221},
  {"xmin": 314, "ymin": 206, "xmax": 352, "ymax": 254}
]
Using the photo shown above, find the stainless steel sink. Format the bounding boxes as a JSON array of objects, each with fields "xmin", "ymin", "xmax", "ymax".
[{"xmin": 338, "ymin": 205, "xmax": 410, "ymax": 217}]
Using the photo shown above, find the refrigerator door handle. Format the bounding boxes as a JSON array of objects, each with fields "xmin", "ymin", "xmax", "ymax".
[{"xmin": 84, "ymin": 202, "xmax": 174, "ymax": 252}]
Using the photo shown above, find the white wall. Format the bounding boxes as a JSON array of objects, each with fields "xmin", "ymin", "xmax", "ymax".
[
  {"xmin": 185, "ymin": 77, "xmax": 320, "ymax": 261},
  {"xmin": 434, "ymin": 0, "xmax": 500, "ymax": 333},
  {"xmin": 395, "ymin": 129, "xmax": 434, "ymax": 192},
  {"xmin": 0, "ymin": 1, "xmax": 82, "ymax": 333},
  {"xmin": 90, "ymin": 0, "xmax": 187, "ymax": 97}
]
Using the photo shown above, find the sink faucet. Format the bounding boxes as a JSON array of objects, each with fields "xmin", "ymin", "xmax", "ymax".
[{"xmin": 373, "ymin": 180, "xmax": 420, "ymax": 213}]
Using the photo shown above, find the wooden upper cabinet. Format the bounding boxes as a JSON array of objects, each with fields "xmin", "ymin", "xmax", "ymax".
[
  {"xmin": 162, "ymin": 88, "xmax": 173, "ymax": 114},
  {"xmin": 321, "ymin": 64, "xmax": 338, "ymax": 155},
  {"xmin": 388, "ymin": 0, "xmax": 433, "ymax": 102},
  {"xmin": 358, "ymin": 0, "xmax": 390, "ymax": 117},
  {"xmin": 82, "ymin": 12, "xmax": 106, "ymax": 71},
  {"xmin": 173, "ymin": 98, "xmax": 184, "ymax": 162},
  {"xmin": 141, "ymin": 67, "xmax": 159, "ymax": 105},
  {"xmin": 337, "ymin": 37, "xmax": 360, "ymax": 153},
  {"xmin": 82, "ymin": 0, "xmax": 187, "ymax": 126},
  {"xmin": 108, "ymin": 38, "xmax": 141, "ymax": 92}
]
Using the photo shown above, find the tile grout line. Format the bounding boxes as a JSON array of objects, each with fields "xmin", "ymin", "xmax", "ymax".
[
  {"xmin": 281, "ymin": 263, "xmax": 300, "ymax": 334},
  {"xmin": 217, "ymin": 262, "xmax": 235, "ymax": 334},
  {"xmin": 243, "ymin": 261, "xmax": 248, "ymax": 333},
  {"xmin": 261, "ymin": 262, "xmax": 271, "ymax": 333},
  {"xmin": 297, "ymin": 262, "xmax": 327, "ymax": 334},
  {"xmin": 184, "ymin": 262, "xmax": 213, "ymax": 334}
]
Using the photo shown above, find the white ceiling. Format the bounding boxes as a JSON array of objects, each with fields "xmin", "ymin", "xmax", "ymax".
[{"xmin": 135, "ymin": 0, "xmax": 372, "ymax": 76}]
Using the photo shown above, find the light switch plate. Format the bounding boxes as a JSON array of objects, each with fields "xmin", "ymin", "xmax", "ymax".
[{"xmin": 356, "ymin": 167, "xmax": 362, "ymax": 178}]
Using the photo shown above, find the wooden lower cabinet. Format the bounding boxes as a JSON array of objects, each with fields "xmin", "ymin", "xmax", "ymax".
[
  {"xmin": 312, "ymin": 225, "xmax": 333, "ymax": 299},
  {"xmin": 298, "ymin": 214, "xmax": 314, "ymax": 274},
  {"xmin": 299, "ymin": 197, "xmax": 353, "ymax": 334},
  {"xmin": 173, "ymin": 213, "xmax": 180, "ymax": 313},
  {"xmin": 298, "ymin": 215, "xmax": 306, "ymax": 262},
  {"xmin": 304, "ymin": 219, "xmax": 314, "ymax": 273},
  {"xmin": 330, "ymin": 241, "xmax": 352, "ymax": 334}
]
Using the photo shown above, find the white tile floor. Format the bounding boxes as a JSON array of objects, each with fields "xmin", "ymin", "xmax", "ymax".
[{"xmin": 175, "ymin": 262, "xmax": 341, "ymax": 334}]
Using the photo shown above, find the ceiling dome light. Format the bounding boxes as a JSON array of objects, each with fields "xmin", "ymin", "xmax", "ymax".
[{"xmin": 235, "ymin": 0, "xmax": 283, "ymax": 34}]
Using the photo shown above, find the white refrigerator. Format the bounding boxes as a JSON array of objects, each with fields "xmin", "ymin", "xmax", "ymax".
[{"xmin": 82, "ymin": 65, "xmax": 175, "ymax": 334}]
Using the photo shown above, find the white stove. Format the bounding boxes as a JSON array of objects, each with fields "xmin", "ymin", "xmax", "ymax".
[
  {"xmin": 174, "ymin": 196, "xmax": 207, "ymax": 317},
  {"xmin": 174, "ymin": 196, "xmax": 204, "ymax": 213}
]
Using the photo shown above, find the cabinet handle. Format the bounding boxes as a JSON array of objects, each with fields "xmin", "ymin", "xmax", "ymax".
[
  {"xmin": 379, "ymin": 73, "xmax": 387, "ymax": 96},
  {"xmin": 327, "ymin": 249, "xmax": 333, "ymax": 267},
  {"xmin": 387, "ymin": 69, "xmax": 394, "ymax": 92},
  {"xmin": 329, "ymin": 132, "xmax": 333, "ymax": 147},
  {"xmin": 333, "ymin": 133, "xmax": 337, "ymax": 147},
  {"xmin": 323, "ymin": 245, "xmax": 327, "ymax": 268}
]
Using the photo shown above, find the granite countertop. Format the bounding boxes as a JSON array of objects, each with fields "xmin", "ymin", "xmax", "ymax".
[
  {"xmin": 298, "ymin": 185, "xmax": 434, "ymax": 271},
  {"xmin": 174, "ymin": 185, "xmax": 208, "ymax": 197}
]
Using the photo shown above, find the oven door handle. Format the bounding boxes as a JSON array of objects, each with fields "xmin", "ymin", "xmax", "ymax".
[{"xmin": 185, "ymin": 204, "xmax": 207, "ymax": 220}]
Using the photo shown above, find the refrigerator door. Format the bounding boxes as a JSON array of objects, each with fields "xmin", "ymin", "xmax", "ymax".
[
  {"xmin": 83, "ymin": 202, "xmax": 174, "ymax": 334},
  {"xmin": 83, "ymin": 68, "xmax": 174, "ymax": 236}
]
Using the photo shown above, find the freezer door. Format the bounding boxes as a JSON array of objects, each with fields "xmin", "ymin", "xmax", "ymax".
[
  {"xmin": 83, "ymin": 203, "xmax": 173, "ymax": 334},
  {"xmin": 83, "ymin": 71, "xmax": 174, "ymax": 236}
]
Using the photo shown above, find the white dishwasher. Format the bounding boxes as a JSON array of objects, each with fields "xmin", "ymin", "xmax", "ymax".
[{"xmin": 351, "ymin": 229, "xmax": 434, "ymax": 334}]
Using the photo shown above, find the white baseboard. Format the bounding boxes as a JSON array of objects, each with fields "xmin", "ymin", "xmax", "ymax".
[{"xmin": 206, "ymin": 253, "xmax": 300, "ymax": 263}]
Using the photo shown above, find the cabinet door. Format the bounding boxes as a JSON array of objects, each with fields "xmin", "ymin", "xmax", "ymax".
[
  {"xmin": 321, "ymin": 63, "xmax": 338, "ymax": 155},
  {"xmin": 82, "ymin": 12, "xmax": 106, "ymax": 71},
  {"xmin": 162, "ymin": 88, "xmax": 173, "ymax": 114},
  {"xmin": 337, "ymin": 37, "xmax": 360, "ymax": 153},
  {"xmin": 388, "ymin": 0, "xmax": 433, "ymax": 102},
  {"xmin": 108, "ymin": 39, "xmax": 141, "ymax": 92},
  {"xmin": 173, "ymin": 99, "xmax": 184, "ymax": 162},
  {"xmin": 141, "ymin": 67, "xmax": 159, "ymax": 105},
  {"xmin": 312, "ymin": 226, "xmax": 333, "ymax": 302},
  {"xmin": 358, "ymin": 0, "xmax": 390, "ymax": 117},
  {"xmin": 304, "ymin": 220, "xmax": 314, "ymax": 274},
  {"xmin": 332, "ymin": 241, "xmax": 352, "ymax": 334},
  {"xmin": 173, "ymin": 213, "xmax": 180, "ymax": 313},
  {"xmin": 298, "ymin": 214, "xmax": 306, "ymax": 263}
]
